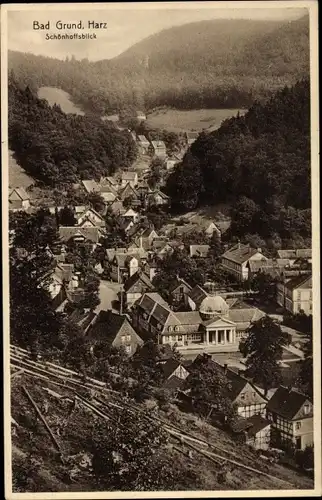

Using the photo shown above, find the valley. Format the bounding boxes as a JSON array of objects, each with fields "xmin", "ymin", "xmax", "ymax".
[
  {"xmin": 37, "ymin": 87, "xmax": 85, "ymax": 115},
  {"xmin": 146, "ymin": 108, "xmax": 247, "ymax": 133}
]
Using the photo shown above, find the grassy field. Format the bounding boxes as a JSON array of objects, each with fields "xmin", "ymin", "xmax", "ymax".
[
  {"xmin": 146, "ymin": 108, "xmax": 247, "ymax": 133},
  {"xmin": 38, "ymin": 87, "xmax": 85, "ymax": 116},
  {"xmin": 9, "ymin": 150, "xmax": 35, "ymax": 189}
]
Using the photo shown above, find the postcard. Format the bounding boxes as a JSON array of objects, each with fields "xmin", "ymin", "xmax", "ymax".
[{"xmin": 1, "ymin": 1, "xmax": 320, "ymax": 498}]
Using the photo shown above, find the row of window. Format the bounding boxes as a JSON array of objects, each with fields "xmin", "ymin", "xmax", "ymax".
[{"xmin": 121, "ymin": 335, "xmax": 131, "ymax": 343}]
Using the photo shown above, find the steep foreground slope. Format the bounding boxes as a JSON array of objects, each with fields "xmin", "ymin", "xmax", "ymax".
[{"xmin": 10, "ymin": 345, "xmax": 313, "ymax": 493}]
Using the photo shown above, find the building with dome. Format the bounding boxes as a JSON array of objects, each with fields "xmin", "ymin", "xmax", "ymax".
[{"xmin": 132, "ymin": 291, "xmax": 265, "ymax": 354}]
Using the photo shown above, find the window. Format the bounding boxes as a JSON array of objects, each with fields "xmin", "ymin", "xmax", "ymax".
[
  {"xmin": 126, "ymin": 335, "xmax": 131, "ymax": 342},
  {"xmin": 295, "ymin": 422, "xmax": 301, "ymax": 430},
  {"xmin": 304, "ymin": 404, "xmax": 310, "ymax": 415},
  {"xmin": 178, "ymin": 335, "xmax": 182, "ymax": 341},
  {"xmin": 125, "ymin": 345, "xmax": 131, "ymax": 354},
  {"xmin": 121, "ymin": 335, "xmax": 125, "ymax": 343},
  {"xmin": 240, "ymin": 394, "xmax": 245, "ymax": 400},
  {"xmin": 157, "ymin": 323, "xmax": 162, "ymax": 331},
  {"xmin": 174, "ymin": 326, "xmax": 180, "ymax": 332},
  {"xmin": 168, "ymin": 326, "xmax": 173, "ymax": 332},
  {"xmin": 163, "ymin": 336, "xmax": 169, "ymax": 342}
]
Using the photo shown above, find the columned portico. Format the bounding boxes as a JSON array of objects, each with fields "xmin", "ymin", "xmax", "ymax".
[{"xmin": 204, "ymin": 325, "xmax": 236, "ymax": 346}]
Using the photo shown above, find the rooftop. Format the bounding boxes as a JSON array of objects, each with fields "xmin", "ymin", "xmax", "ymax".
[
  {"xmin": 222, "ymin": 243, "xmax": 266, "ymax": 264},
  {"xmin": 267, "ymin": 386, "xmax": 312, "ymax": 420},
  {"xmin": 284, "ymin": 274, "xmax": 312, "ymax": 291}
]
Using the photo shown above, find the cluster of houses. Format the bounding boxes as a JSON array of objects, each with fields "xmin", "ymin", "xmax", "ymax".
[
  {"xmin": 80, "ymin": 174, "xmax": 170, "ymax": 215},
  {"xmin": 10, "ymin": 173, "xmax": 313, "ymax": 459}
]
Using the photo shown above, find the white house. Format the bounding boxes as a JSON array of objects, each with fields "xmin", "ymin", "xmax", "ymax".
[
  {"xmin": 121, "ymin": 171, "xmax": 138, "ymax": 189},
  {"xmin": 76, "ymin": 207, "xmax": 105, "ymax": 228},
  {"xmin": 276, "ymin": 274, "xmax": 312, "ymax": 315},
  {"xmin": 9, "ymin": 188, "xmax": 30, "ymax": 211},
  {"xmin": 122, "ymin": 208, "xmax": 140, "ymax": 224},
  {"xmin": 221, "ymin": 243, "xmax": 268, "ymax": 281}
]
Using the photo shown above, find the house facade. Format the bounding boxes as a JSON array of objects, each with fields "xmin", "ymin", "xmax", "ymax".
[
  {"xmin": 150, "ymin": 140, "xmax": 167, "ymax": 158},
  {"xmin": 276, "ymin": 275, "xmax": 312, "ymax": 315},
  {"xmin": 9, "ymin": 188, "xmax": 30, "ymax": 211},
  {"xmin": 76, "ymin": 207, "xmax": 105, "ymax": 228},
  {"xmin": 188, "ymin": 355, "xmax": 267, "ymax": 418},
  {"xmin": 110, "ymin": 254, "xmax": 141, "ymax": 284},
  {"xmin": 221, "ymin": 243, "xmax": 268, "ymax": 281},
  {"xmin": 266, "ymin": 386, "xmax": 313, "ymax": 451},
  {"xmin": 123, "ymin": 271, "xmax": 155, "ymax": 309},
  {"xmin": 87, "ymin": 310, "xmax": 143, "ymax": 356},
  {"xmin": 121, "ymin": 172, "xmax": 138, "ymax": 189},
  {"xmin": 137, "ymin": 135, "xmax": 150, "ymax": 154},
  {"xmin": 132, "ymin": 293, "xmax": 264, "ymax": 353}
]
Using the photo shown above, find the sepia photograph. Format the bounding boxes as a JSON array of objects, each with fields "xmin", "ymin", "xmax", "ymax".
[{"xmin": 1, "ymin": 1, "xmax": 320, "ymax": 498}]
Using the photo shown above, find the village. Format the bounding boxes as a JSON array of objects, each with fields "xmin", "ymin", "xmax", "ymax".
[{"xmin": 8, "ymin": 112, "xmax": 314, "ymax": 476}]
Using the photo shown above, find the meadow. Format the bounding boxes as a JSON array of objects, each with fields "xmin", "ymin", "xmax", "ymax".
[{"xmin": 146, "ymin": 107, "xmax": 247, "ymax": 133}]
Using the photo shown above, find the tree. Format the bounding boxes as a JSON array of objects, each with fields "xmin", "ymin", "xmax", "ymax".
[
  {"xmin": 148, "ymin": 157, "xmax": 166, "ymax": 189},
  {"xmin": 186, "ymin": 355, "xmax": 237, "ymax": 423},
  {"xmin": 249, "ymin": 272, "xmax": 277, "ymax": 300},
  {"xmin": 166, "ymin": 154, "xmax": 204, "ymax": 212},
  {"xmin": 240, "ymin": 316, "xmax": 290, "ymax": 395},
  {"xmin": 209, "ymin": 231, "xmax": 223, "ymax": 260},
  {"xmin": 58, "ymin": 206, "xmax": 77, "ymax": 226},
  {"xmin": 91, "ymin": 412, "xmax": 191, "ymax": 491},
  {"xmin": 131, "ymin": 340, "xmax": 165, "ymax": 390},
  {"xmin": 299, "ymin": 332, "xmax": 313, "ymax": 399},
  {"xmin": 88, "ymin": 192, "xmax": 106, "ymax": 214}
]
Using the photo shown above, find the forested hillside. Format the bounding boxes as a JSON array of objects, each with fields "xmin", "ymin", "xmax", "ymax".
[
  {"xmin": 8, "ymin": 15, "xmax": 309, "ymax": 113},
  {"xmin": 8, "ymin": 78, "xmax": 137, "ymax": 186},
  {"xmin": 166, "ymin": 80, "xmax": 311, "ymax": 249}
]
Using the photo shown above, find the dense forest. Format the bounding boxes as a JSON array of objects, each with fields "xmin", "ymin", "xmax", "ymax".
[
  {"xmin": 8, "ymin": 15, "xmax": 309, "ymax": 113},
  {"xmin": 166, "ymin": 80, "xmax": 311, "ymax": 248},
  {"xmin": 8, "ymin": 77, "xmax": 137, "ymax": 186}
]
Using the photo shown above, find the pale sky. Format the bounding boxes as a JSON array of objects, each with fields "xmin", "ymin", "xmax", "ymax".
[{"xmin": 7, "ymin": 5, "xmax": 307, "ymax": 61}]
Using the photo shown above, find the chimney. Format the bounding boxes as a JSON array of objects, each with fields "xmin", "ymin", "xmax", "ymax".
[
  {"xmin": 224, "ymin": 363, "xmax": 228, "ymax": 374},
  {"xmin": 257, "ymin": 248, "xmax": 262, "ymax": 253}
]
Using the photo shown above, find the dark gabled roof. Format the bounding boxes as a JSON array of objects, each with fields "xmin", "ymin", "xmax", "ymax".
[
  {"xmin": 266, "ymin": 386, "xmax": 312, "ymax": 420},
  {"xmin": 119, "ymin": 183, "xmax": 139, "ymax": 201},
  {"xmin": 189, "ymin": 355, "xmax": 249, "ymax": 402},
  {"xmin": 161, "ymin": 358, "xmax": 181, "ymax": 379},
  {"xmin": 87, "ymin": 310, "xmax": 142, "ymax": 343},
  {"xmin": 245, "ymin": 414, "xmax": 271, "ymax": 437},
  {"xmin": 188, "ymin": 285, "xmax": 208, "ymax": 305},
  {"xmin": 284, "ymin": 274, "xmax": 312, "ymax": 291},
  {"xmin": 123, "ymin": 271, "xmax": 154, "ymax": 293},
  {"xmin": 222, "ymin": 244, "xmax": 266, "ymax": 264},
  {"xmin": 68, "ymin": 309, "xmax": 97, "ymax": 333}
]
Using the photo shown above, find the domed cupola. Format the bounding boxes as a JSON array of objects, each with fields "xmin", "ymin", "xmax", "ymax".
[{"xmin": 199, "ymin": 295, "xmax": 229, "ymax": 321}]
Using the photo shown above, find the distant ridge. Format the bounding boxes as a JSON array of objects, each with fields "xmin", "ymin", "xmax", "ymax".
[{"xmin": 8, "ymin": 15, "xmax": 309, "ymax": 112}]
